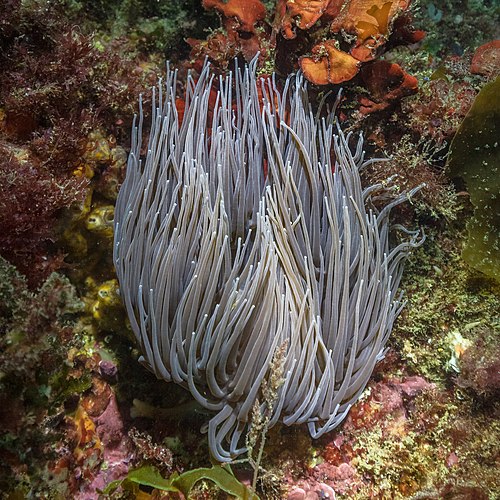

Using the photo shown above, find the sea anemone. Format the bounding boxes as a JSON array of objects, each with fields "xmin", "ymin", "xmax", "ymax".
[{"xmin": 113, "ymin": 58, "xmax": 423, "ymax": 461}]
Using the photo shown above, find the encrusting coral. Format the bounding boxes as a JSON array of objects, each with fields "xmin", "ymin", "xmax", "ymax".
[{"xmin": 113, "ymin": 58, "xmax": 423, "ymax": 462}]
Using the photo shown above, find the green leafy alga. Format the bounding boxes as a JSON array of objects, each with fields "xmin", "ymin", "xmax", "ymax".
[
  {"xmin": 102, "ymin": 464, "xmax": 259, "ymax": 499},
  {"xmin": 447, "ymin": 76, "xmax": 500, "ymax": 281}
]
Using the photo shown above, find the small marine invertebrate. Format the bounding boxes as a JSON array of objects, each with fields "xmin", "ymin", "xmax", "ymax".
[
  {"xmin": 86, "ymin": 205, "xmax": 115, "ymax": 237},
  {"xmin": 113, "ymin": 59, "xmax": 422, "ymax": 461}
]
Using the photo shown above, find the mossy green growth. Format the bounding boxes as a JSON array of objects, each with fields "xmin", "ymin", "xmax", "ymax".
[
  {"xmin": 347, "ymin": 387, "xmax": 500, "ymax": 498},
  {"xmin": 0, "ymin": 256, "xmax": 30, "ymax": 323},
  {"xmin": 0, "ymin": 257, "xmax": 90, "ymax": 495},
  {"xmin": 447, "ymin": 76, "xmax": 500, "ymax": 281},
  {"xmin": 394, "ymin": 225, "xmax": 499, "ymax": 382},
  {"xmin": 68, "ymin": 0, "xmax": 214, "ymax": 55}
]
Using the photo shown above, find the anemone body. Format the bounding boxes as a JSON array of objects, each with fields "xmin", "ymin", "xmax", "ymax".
[{"xmin": 113, "ymin": 59, "xmax": 421, "ymax": 461}]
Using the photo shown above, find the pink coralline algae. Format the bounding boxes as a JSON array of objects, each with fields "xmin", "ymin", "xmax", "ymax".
[
  {"xmin": 283, "ymin": 376, "xmax": 434, "ymax": 498},
  {"xmin": 287, "ymin": 482, "xmax": 337, "ymax": 500},
  {"xmin": 312, "ymin": 462, "xmax": 361, "ymax": 495},
  {"xmin": 345, "ymin": 375, "xmax": 435, "ymax": 430},
  {"xmin": 76, "ymin": 392, "xmax": 132, "ymax": 499}
]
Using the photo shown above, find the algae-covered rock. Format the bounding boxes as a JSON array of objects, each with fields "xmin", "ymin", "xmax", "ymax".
[{"xmin": 447, "ymin": 76, "xmax": 500, "ymax": 281}]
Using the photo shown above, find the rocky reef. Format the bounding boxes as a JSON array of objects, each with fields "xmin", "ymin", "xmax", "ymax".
[{"xmin": 0, "ymin": 1, "xmax": 498, "ymax": 498}]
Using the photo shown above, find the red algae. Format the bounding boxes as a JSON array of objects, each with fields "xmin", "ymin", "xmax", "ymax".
[{"xmin": 0, "ymin": 144, "xmax": 88, "ymax": 287}]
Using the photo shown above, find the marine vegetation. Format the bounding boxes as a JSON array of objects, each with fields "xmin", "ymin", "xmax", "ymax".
[
  {"xmin": 0, "ymin": 0, "xmax": 499, "ymax": 498},
  {"xmin": 113, "ymin": 58, "xmax": 423, "ymax": 462},
  {"xmin": 447, "ymin": 76, "xmax": 500, "ymax": 282}
]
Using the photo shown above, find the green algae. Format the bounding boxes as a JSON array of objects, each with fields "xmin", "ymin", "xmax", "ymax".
[
  {"xmin": 447, "ymin": 76, "xmax": 500, "ymax": 281},
  {"xmin": 66, "ymin": 0, "xmax": 214, "ymax": 55},
  {"xmin": 346, "ymin": 194, "xmax": 500, "ymax": 498},
  {"xmin": 103, "ymin": 464, "xmax": 258, "ymax": 499},
  {"xmin": 0, "ymin": 257, "xmax": 30, "ymax": 324},
  {"xmin": 393, "ymin": 222, "xmax": 499, "ymax": 384}
]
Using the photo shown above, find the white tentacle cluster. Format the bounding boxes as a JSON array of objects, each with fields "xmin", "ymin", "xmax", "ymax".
[{"xmin": 113, "ymin": 59, "xmax": 423, "ymax": 462}]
